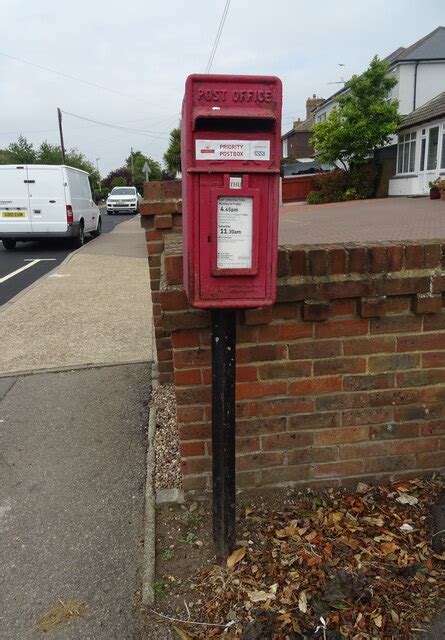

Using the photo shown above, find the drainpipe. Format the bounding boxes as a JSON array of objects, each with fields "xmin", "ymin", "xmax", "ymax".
[{"xmin": 413, "ymin": 61, "xmax": 419, "ymax": 111}]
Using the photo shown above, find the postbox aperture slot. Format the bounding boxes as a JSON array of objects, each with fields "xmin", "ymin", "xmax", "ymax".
[{"xmin": 194, "ymin": 116, "xmax": 275, "ymax": 134}]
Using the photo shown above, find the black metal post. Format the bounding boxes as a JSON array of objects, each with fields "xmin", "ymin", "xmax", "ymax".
[{"xmin": 211, "ymin": 308, "xmax": 236, "ymax": 561}]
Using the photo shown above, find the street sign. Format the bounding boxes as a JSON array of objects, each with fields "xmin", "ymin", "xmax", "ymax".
[{"xmin": 142, "ymin": 161, "xmax": 149, "ymax": 181}]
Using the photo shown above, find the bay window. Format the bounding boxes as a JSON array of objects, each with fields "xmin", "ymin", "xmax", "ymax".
[{"xmin": 397, "ymin": 131, "xmax": 416, "ymax": 174}]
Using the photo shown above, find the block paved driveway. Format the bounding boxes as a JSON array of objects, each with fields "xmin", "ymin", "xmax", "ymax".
[{"xmin": 279, "ymin": 197, "xmax": 445, "ymax": 245}]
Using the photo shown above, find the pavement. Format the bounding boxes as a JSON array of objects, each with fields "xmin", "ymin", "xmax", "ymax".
[
  {"xmin": 0, "ymin": 216, "xmax": 153, "ymax": 375},
  {"xmin": 279, "ymin": 196, "xmax": 445, "ymax": 245},
  {"xmin": 0, "ymin": 364, "xmax": 150, "ymax": 640},
  {"xmin": 0, "ymin": 216, "xmax": 155, "ymax": 639},
  {"xmin": 0, "ymin": 208, "xmax": 133, "ymax": 306}
]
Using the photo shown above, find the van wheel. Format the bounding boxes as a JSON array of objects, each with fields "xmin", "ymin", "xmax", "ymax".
[
  {"xmin": 2, "ymin": 239, "xmax": 17, "ymax": 251},
  {"xmin": 72, "ymin": 222, "xmax": 85, "ymax": 248},
  {"xmin": 91, "ymin": 217, "xmax": 102, "ymax": 238}
]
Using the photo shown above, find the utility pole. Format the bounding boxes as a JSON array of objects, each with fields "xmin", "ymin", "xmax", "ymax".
[
  {"xmin": 130, "ymin": 147, "xmax": 135, "ymax": 185},
  {"xmin": 57, "ymin": 108, "xmax": 66, "ymax": 165},
  {"xmin": 96, "ymin": 158, "xmax": 101, "ymax": 191}
]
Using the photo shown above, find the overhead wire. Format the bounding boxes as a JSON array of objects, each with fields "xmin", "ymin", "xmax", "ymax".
[
  {"xmin": 205, "ymin": 0, "xmax": 231, "ymax": 73},
  {"xmin": 0, "ymin": 51, "xmax": 164, "ymax": 108},
  {"xmin": 59, "ymin": 110, "xmax": 171, "ymax": 140}
]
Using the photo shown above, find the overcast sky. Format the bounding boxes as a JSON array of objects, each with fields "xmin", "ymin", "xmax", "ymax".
[{"xmin": 1, "ymin": 0, "xmax": 443, "ymax": 175}]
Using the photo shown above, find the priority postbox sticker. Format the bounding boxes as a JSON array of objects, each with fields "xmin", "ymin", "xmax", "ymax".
[{"xmin": 196, "ymin": 140, "xmax": 270, "ymax": 161}]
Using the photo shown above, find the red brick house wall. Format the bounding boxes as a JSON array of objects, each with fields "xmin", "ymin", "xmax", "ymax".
[{"xmin": 141, "ymin": 182, "xmax": 445, "ymax": 494}]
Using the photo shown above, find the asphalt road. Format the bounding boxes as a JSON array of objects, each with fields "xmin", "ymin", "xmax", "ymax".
[{"xmin": 0, "ymin": 208, "xmax": 136, "ymax": 306}]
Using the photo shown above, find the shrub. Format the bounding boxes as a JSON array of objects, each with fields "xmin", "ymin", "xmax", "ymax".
[
  {"xmin": 344, "ymin": 187, "xmax": 358, "ymax": 200},
  {"xmin": 312, "ymin": 170, "xmax": 349, "ymax": 202},
  {"xmin": 348, "ymin": 163, "xmax": 378, "ymax": 199},
  {"xmin": 307, "ymin": 164, "xmax": 377, "ymax": 204},
  {"xmin": 306, "ymin": 190, "xmax": 326, "ymax": 205}
]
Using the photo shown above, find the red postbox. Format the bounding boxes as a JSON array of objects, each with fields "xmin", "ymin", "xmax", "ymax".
[{"xmin": 181, "ymin": 74, "xmax": 282, "ymax": 308}]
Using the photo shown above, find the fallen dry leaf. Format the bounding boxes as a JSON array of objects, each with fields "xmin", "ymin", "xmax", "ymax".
[
  {"xmin": 380, "ymin": 541, "xmax": 399, "ymax": 556},
  {"xmin": 247, "ymin": 589, "xmax": 276, "ymax": 603},
  {"xmin": 173, "ymin": 626, "xmax": 194, "ymax": 640},
  {"xmin": 298, "ymin": 591, "xmax": 308, "ymax": 613},
  {"xmin": 226, "ymin": 547, "xmax": 246, "ymax": 570},
  {"xmin": 396, "ymin": 493, "xmax": 418, "ymax": 505}
]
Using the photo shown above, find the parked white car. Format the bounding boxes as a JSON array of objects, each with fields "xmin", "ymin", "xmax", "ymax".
[
  {"xmin": 106, "ymin": 186, "xmax": 141, "ymax": 215},
  {"xmin": 0, "ymin": 164, "xmax": 101, "ymax": 250}
]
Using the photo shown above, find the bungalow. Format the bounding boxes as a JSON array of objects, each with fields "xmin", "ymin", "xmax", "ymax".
[{"xmin": 388, "ymin": 92, "xmax": 445, "ymax": 196}]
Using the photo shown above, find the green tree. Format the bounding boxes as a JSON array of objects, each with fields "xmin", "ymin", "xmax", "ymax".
[
  {"xmin": 125, "ymin": 150, "xmax": 161, "ymax": 188},
  {"xmin": 311, "ymin": 56, "xmax": 400, "ymax": 170},
  {"xmin": 103, "ymin": 167, "xmax": 132, "ymax": 191},
  {"xmin": 37, "ymin": 141, "xmax": 63, "ymax": 164},
  {"xmin": 111, "ymin": 176, "xmax": 128, "ymax": 188},
  {"xmin": 0, "ymin": 149, "xmax": 12, "ymax": 163},
  {"xmin": 7, "ymin": 135, "xmax": 37, "ymax": 163},
  {"xmin": 163, "ymin": 127, "xmax": 181, "ymax": 176}
]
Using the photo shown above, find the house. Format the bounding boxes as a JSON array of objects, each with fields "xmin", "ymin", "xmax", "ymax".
[
  {"xmin": 313, "ymin": 26, "xmax": 445, "ymax": 196},
  {"xmin": 314, "ymin": 27, "xmax": 445, "ymax": 122},
  {"xmin": 281, "ymin": 95, "xmax": 324, "ymax": 161},
  {"xmin": 388, "ymin": 91, "xmax": 445, "ymax": 196}
]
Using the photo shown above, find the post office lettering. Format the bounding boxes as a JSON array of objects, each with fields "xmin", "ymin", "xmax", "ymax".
[{"xmin": 198, "ymin": 88, "xmax": 272, "ymax": 103}]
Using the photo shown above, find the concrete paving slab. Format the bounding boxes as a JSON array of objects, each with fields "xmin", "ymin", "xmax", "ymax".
[
  {"xmin": 80, "ymin": 216, "xmax": 148, "ymax": 259},
  {"xmin": 0, "ymin": 364, "xmax": 150, "ymax": 640},
  {"xmin": 0, "ymin": 218, "xmax": 153, "ymax": 375},
  {"xmin": 0, "ymin": 377, "xmax": 16, "ymax": 400}
]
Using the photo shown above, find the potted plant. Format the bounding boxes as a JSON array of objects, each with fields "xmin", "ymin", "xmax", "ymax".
[
  {"xmin": 438, "ymin": 179, "xmax": 445, "ymax": 201},
  {"xmin": 429, "ymin": 178, "xmax": 441, "ymax": 199}
]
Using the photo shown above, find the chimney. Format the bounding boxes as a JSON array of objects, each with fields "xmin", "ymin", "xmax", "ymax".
[
  {"xmin": 306, "ymin": 94, "xmax": 324, "ymax": 119},
  {"xmin": 293, "ymin": 118, "xmax": 301, "ymax": 129}
]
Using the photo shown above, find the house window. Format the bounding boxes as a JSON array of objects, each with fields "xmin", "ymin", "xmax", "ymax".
[
  {"xmin": 397, "ymin": 132, "xmax": 416, "ymax": 174},
  {"xmin": 427, "ymin": 126, "xmax": 439, "ymax": 170},
  {"xmin": 420, "ymin": 137, "xmax": 426, "ymax": 171},
  {"xmin": 282, "ymin": 138, "xmax": 288, "ymax": 158}
]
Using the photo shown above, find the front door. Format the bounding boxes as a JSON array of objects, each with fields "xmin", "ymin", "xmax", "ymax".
[{"xmin": 418, "ymin": 125, "xmax": 440, "ymax": 194}]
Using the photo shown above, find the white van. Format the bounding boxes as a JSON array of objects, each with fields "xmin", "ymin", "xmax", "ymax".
[{"xmin": 0, "ymin": 164, "xmax": 101, "ymax": 250}]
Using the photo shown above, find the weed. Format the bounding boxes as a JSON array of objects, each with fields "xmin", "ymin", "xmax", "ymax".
[
  {"xmin": 183, "ymin": 531, "xmax": 196, "ymax": 546},
  {"xmin": 152, "ymin": 579, "xmax": 166, "ymax": 597},
  {"xmin": 161, "ymin": 548, "xmax": 173, "ymax": 561}
]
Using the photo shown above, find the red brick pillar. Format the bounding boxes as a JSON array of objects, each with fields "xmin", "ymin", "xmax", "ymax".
[{"xmin": 140, "ymin": 180, "xmax": 182, "ymax": 383}]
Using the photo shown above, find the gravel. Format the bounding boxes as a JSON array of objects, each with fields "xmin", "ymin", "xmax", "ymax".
[{"xmin": 152, "ymin": 384, "xmax": 182, "ymax": 490}]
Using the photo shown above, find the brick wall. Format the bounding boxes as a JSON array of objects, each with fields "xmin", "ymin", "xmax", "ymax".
[{"xmin": 141, "ymin": 182, "xmax": 445, "ymax": 494}]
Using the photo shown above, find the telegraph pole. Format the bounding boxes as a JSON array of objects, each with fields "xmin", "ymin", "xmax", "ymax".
[
  {"xmin": 57, "ymin": 108, "xmax": 66, "ymax": 164},
  {"xmin": 130, "ymin": 147, "xmax": 135, "ymax": 185},
  {"xmin": 96, "ymin": 158, "xmax": 101, "ymax": 191}
]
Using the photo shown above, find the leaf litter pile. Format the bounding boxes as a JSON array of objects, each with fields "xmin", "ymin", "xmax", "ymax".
[{"xmin": 161, "ymin": 477, "xmax": 444, "ymax": 639}]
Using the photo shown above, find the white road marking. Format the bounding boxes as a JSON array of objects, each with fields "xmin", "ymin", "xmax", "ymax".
[{"xmin": 0, "ymin": 259, "xmax": 56, "ymax": 284}]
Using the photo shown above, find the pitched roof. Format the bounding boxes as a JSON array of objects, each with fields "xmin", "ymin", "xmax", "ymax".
[
  {"xmin": 394, "ymin": 26, "xmax": 445, "ymax": 61},
  {"xmin": 281, "ymin": 116, "xmax": 314, "ymax": 140},
  {"xmin": 399, "ymin": 91, "xmax": 445, "ymax": 130},
  {"xmin": 316, "ymin": 26, "xmax": 445, "ymax": 111}
]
